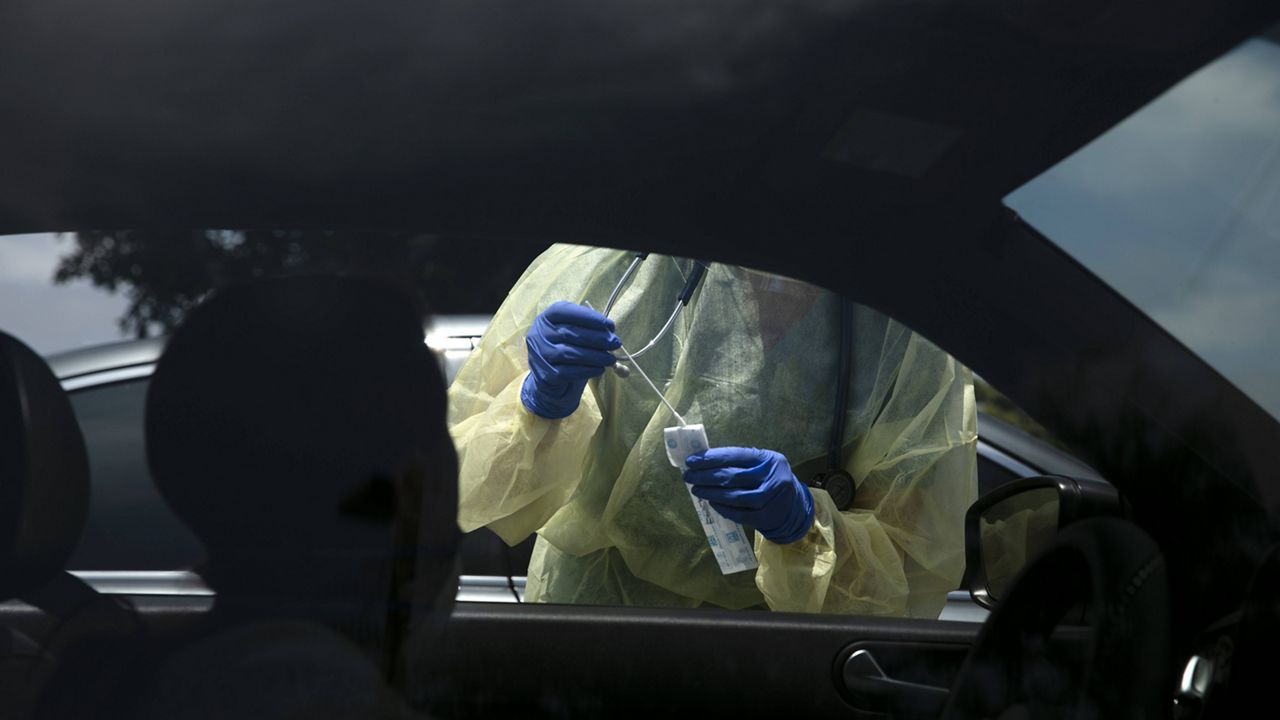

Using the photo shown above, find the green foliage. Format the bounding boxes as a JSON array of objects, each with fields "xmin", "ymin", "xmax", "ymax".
[{"xmin": 54, "ymin": 230, "xmax": 546, "ymax": 338}]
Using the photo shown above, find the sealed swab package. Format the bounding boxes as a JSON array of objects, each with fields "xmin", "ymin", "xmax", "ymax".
[{"xmin": 664, "ymin": 424, "xmax": 759, "ymax": 575}]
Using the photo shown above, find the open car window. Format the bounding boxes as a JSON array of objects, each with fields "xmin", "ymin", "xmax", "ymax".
[
  {"xmin": 447, "ymin": 244, "xmax": 984, "ymax": 618},
  {"xmin": 0, "ymin": 231, "xmax": 1086, "ymax": 623}
]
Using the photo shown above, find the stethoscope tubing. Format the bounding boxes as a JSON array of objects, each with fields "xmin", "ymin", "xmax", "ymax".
[
  {"xmin": 603, "ymin": 253, "xmax": 707, "ymax": 360},
  {"xmin": 603, "ymin": 252, "xmax": 854, "ymax": 486}
]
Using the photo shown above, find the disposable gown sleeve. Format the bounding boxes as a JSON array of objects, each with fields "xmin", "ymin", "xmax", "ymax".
[
  {"xmin": 448, "ymin": 254, "xmax": 606, "ymax": 546},
  {"xmin": 754, "ymin": 332, "xmax": 978, "ymax": 618}
]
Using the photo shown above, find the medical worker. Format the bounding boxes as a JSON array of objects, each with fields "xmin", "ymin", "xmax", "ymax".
[{"xmin": 449, "ymin": 244, "xmax": 977, "ymax": 617}]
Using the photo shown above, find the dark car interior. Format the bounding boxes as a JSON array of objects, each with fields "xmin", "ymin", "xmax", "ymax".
[
  {"xmin": 4, "ymin": 0, "xmax": 1280, "ymax": 718},
  {"xmin": 0, "ymin": 332, "xmax": 146, "ymax": 718},
  {"xmin": 0, "ymin": 312, "xmax": 1148, "ymax": 718}
]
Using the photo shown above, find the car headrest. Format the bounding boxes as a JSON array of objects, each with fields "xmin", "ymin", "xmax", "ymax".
[
  {"xmin": 145, "ymin": 274, "xmax": 445, "ymax": 574},
  {"xmin": 0, "ymin": 332, "xmax": 90, "ymax": 600}
]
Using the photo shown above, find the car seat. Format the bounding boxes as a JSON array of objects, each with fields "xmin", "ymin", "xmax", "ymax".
[{"xmin": 0, "ymin": 330, "xmax": 144, "ymax": 720}]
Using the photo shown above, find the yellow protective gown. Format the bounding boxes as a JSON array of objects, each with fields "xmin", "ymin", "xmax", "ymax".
[{"xmin": 449, "ymin": 244, "xmax": 977, "ymax": 617}]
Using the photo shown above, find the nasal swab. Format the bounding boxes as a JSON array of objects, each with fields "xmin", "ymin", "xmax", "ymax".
[
  {"xmin": 585, "ymin": 301, "xmax": 685, "ymax": 426},
  {"xmin": 618, "ymin": 341, "xmax": 686, "ymax": 427}
]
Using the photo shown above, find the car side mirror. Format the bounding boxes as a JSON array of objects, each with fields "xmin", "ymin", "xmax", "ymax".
[{"xmin": 966, "ymin": 475, "xmax": 1122, "ymax": 610}]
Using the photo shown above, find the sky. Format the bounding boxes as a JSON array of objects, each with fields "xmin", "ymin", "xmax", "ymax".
[
  {"xmin": 0, "ymin": 233, "xmax": 132, "ymax": 355},
  {"xmin": 1006, "ymin": 37, "xmax": 1280, "ymax": 421}
]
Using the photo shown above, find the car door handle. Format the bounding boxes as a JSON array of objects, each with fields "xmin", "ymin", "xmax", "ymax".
[{"xmin": 842, "ymin": 649, "xmax": 951, "ymax": 717}]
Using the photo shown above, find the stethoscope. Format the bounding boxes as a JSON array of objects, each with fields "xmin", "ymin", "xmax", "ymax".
[
  {"xmin": 602, "ymin": 252, "xmax": 708, "ymax": 361},
  {"xmin": 601, "ymin": 251, "xmax": 857, "ymax": 511}
]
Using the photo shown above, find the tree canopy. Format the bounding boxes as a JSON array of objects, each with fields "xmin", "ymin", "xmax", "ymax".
[{"xmin": 55, "ymin": 230, "xmax": 546, "ymax": 337}]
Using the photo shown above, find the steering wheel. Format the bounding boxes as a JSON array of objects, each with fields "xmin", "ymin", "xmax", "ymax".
[{"xmin": 943, "ymin": 517, "xmax": 1171, "ymax": 719}]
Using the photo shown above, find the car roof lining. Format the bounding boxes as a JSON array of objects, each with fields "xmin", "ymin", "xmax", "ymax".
[{"xmin": 1, "ymin": 0, "xmax": 1276, "ymax": 236}]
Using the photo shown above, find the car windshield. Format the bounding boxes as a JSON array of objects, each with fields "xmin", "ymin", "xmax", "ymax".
[{"xmin": 1006, "ymin": 28, "xmax": 1280, "ymax": 421}]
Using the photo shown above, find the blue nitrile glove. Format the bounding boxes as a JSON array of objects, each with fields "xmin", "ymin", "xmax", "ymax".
[
  {"xmin": 683, "ymin": 447, "xmax": 815, "ymax": 544},
  {"xmin": 521, "ymin": 301, "xmax": 622, "ymax": 419}
]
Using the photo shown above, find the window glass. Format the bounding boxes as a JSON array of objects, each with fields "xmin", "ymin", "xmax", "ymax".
[
  {"xmin": 449, "ymin": 243, "xmax": 979, "ymax": 618},
  {"xmin": 978, "ymin": 487, "xmax": 1059, "ymax": 603},
  {"xmin": 0, "ymin": 230, "xmax": 543, "ymax": 576},
  {"xmin": 1006, "ymin": 30, "xmax": 1280, "ymax": 421},
  {"xmin": 61, "ymin": 360, "xmax": 519, "ymax": 577},
  {"xmin": 67, "ymin": 379, "xmax": 205, "ymax": 570},
  {"xmin": 0, "ymin": 231, "xmax": 1069, "ymax": 620},
  {"xmin": 0, "ymin": 230, "xmax": 545, "ymax": 354},
  {"xmin": 0, "ymin": 233, "xmax": 132, "ymax": 354}
]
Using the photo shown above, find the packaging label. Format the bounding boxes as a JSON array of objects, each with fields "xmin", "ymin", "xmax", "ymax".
[{"xmin": 664, "ymin": 424, "xmax": 759, "ymax": 575}]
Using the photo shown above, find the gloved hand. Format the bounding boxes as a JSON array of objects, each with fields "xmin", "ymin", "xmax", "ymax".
[
  {"xmin": 683, "ymin": 447, "xmax": 815, "ymax": 544},
  {"xmin": 521, "ymin": 301, "xmax": 622, "ymax": 419}
]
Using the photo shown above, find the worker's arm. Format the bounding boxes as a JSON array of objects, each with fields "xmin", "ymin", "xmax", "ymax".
[
  {"xmin": 753, "ymin": 332, "xmax": 978, "ymax": 617},
  {"xmin": 449, "ymin": 245, "xmax": 621, "ymax": 546}
]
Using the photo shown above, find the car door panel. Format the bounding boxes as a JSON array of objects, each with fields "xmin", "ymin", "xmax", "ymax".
[
  {"xmin": 416, "ymin": 603, "xmax": 981, "ymax": 719},
  {"xmin": 838, "ymin": 641, "xmax": 971, "ymax": 718}
]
